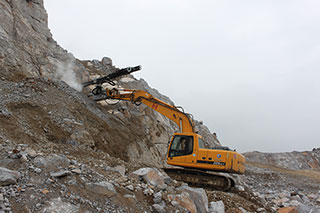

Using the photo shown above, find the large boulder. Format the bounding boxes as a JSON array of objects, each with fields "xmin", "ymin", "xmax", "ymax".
[
  {"xmin": 33, "ymin": 154, "xmax": 70, "ymax": 169},
  {"xmin": 0, "ymin": 167, "xmax": 20, "ymax": 186},
  {"xmin": 130, "ymin": 168, "xmax": 170, "ymax": 189},
  {"xmin": 86, "ymin": 181, "xmax": 117, "ymax": 197},
  {"xmin": 178, "ymin": 185, "xmax": 209, "ymax": 213},
  {"xmin": 43, "ymin": 197, "xmax": 80, "ymax": 213},
  {"xmin": 167, "ymin": 192, "xmax": 197, "ymax": 213}
]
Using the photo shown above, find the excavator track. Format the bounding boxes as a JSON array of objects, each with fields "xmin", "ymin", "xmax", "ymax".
[{"xmin": 163, "ymin": 168, "xmax": 235, "ymax": 191}]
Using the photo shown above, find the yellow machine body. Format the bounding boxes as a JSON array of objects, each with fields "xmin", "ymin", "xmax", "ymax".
[{"xmin": 166, "ymin": 132, "xmax": 245, "ymax": 174}]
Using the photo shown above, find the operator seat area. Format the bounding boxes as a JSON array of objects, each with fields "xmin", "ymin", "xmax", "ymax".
[{"xmin": 169, "ymin": 135, "xmax": 194, "ymax": 157}]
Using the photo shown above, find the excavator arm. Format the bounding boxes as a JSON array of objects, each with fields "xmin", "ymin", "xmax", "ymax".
[{"xmin": 102, "ymin": 88, "xmax": 195, "ymax": 133}]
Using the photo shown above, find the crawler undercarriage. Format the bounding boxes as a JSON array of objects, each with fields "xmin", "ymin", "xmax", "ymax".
[{"xmin": 163, "ymin": 168, "xmax": 235, "ymax": 191}]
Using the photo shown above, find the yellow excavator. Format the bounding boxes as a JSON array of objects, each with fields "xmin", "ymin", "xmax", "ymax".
[{"xmin": 82, "ymin": 66, "xmax": 245, "ymax": 190}]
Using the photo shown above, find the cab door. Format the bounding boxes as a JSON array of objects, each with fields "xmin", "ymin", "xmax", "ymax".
[
  {"xmin": 183, "ymin": 136, "xmax": 196, "ymax": 165},
  {"xmin": 167, "ymin": 135, "xmax": 196, "ymax": 166}
]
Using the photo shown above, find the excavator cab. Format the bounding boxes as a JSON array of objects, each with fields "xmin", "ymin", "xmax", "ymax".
[
  {"xmin": 167, "ymin": 133, "xmax": 245, "ymax": 174},
  {"xmin": 167, "ymin": 133, "xmax": 198, "ymax": 166},
  {"xmin": 168, "ymin": 135, "xmax": 194, "ymax": 157}
]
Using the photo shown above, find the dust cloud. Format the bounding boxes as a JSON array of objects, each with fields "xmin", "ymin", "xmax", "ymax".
[{"xmin": 55, "ymin": 58, "xmax": 82, "ymax": 92}]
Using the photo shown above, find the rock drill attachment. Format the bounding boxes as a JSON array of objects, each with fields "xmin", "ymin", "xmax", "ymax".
[{"xmin": 82, "ymin": 65, "xmax": 141, "ymax": 88}]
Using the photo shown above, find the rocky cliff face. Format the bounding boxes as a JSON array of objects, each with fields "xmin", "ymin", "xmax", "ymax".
[
  {"xmin": 244, "ymin": 148, "xmax": 320, "ymax": 170},
  {"xmin": 1, "ymin": 1, "xmax": 319, "ymax": 212},
  {"xmin": 0, "ymin": 0, "xmax": 87, "ymax": 83}
]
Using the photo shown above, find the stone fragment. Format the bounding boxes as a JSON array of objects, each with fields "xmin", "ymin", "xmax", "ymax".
[
  {"xmin": 171, "ymin": 200, "xmax": 179, "ymax": 207},
  {"xmin": 143, "ymin": 188, "xmax": 154, "ymax": 196},
  {"xmin": 26, "ymin": 148, "xmax": 37, "ymax": 158},
  {"xmin": 126, "ymin": 185, "xmax": 134, "ymax": 191},
  {"xmin": 67, "ymin": 179, "xmax": 77, "ymax": 185},
  {"xmin": 167, "ymin": 192, "xmax": 197, "ymax": 213},
  {"xmin": 43, "ymin": 197, "xmax": 80, "ymax": 213},
  {"xmin": 153, "ymin": 191, "xmax": 162, "ymax": 204},
  {"xmin": 178, "ymin": 185, "xmax": 208, "ymax": 213},
  {"xmin": 34, "ymin": 168, "xmax": 42, "ymax": 174},
  {"xmin": 42, "ymin": 189, "xmax": 49, "ymax": 194},
  {"xmin": 33, "ymin": 154, "xmax": 70, "ymax": 168},
  {"xmin": 8, "ymin": 150, "xmax": 21, "ymax": 159},
  {"xmin": 257, "ymin": 208, "xmax": 266, "ymax": 212},
  {"xmin": 152, "ymin": 204, "xmax": 166, "ymax": 213},
  {"xmin": 124, "ymin": 194, "xmax": 135, "ymax": 199},
  {"xmin": 208, "ymin": 200, "xmax": 225, "ymax": 213},
  {"xmin": 50, "ymin": 170, "xmax": 72, "ymax": 178},
  {"xmin": 101, "ymin": 57, "xmax": 112, "ymax": 66},
  {"xmin": 0, "ymin": 167, "xmax": 20, "ymax": 186},
  {"xmin": 71, "ymin": 169, "xmax": 81, "ymax": 174},
  {"xmin": 290, "ymin": 195, "xmax": 302, "ymax": 202},
  {"xmin": 279, "ymin": 193, "xmax": 289, "ymax": 198},
  {"xmin": 20, "ymin": 154, "xmax": 28, "ymax": 162},
  {"xmin": 306, "ymin": 194, "xmax": 317, "ymax": 200},
  {"xmin": 290, "ymin": 191, "xmax": 298, "ymax": 197},
  {"xmin": 236, "ymin": 185, "xmax": 245, "ymax": 192},
  {"xmin": 289, "ymin": 200, "xmax": 301, "ymax": 206},
  {"xmin": 130, "ymin": 168, "xmax": 168, "ymax": 189},
  {"xmin": 114, "ymin": 165, "xmax": 126, "ymax": 176},
  {"xmin": 86, "ymin": 181, "xmax": 116, "ymax": 197}
]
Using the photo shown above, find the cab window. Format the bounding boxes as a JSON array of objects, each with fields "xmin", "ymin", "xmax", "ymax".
[
  {"xmin": 198, "ymin": 138, "xmax": 205, "ymax": 149},
  {"xmin": 169, "ymin": 136, "xmax": 194, "ymax": 157}
]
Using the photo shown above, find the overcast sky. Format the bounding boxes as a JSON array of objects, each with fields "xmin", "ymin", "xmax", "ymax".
[{"xmin": 44, "ymin": 0, "xmax": 320, "ymax": 153}]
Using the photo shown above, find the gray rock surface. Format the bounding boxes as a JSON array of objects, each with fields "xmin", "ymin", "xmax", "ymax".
[
  {"xmin": 114, "ymin": 165, "xmax": 126, "ymax": 176},
  {"xmin": 152, "ymin": 203, "xmax": 166, "ymax": 213},
  {"xmin": 131, "ymin": 168, "xmax": 168, "ymax": 189},
  {"xmin": 244, "ymin": 148, "xmax": 320, "ymax": 170},
  {"xmin": 101, "ymin": 57, "xmax": 112, "ymax": 66},
  {"xmin": 0, "ymin": 0, "xmax": 87, "ymax": 86},
  {"xmin": 33, "ymin": 154, "xmax": 70, "ymax": 168},
  {"xmin": 43, "ymin": 197, "xmax": 80, "ymax": 213},
  {"xmin": 50, "ymin": 170, "xmax": 72, "ymax": 178},
  {"xmin": 153, "ymin": 191, "xmax": 162, "ymax": 204},
  {"xmin": 296, "ymin": 204, "xmax": 320, "ymax": 213},
  {"xmin": 167, "ymin": 192, "xmax": 197, "ymax": 213},
  {"xmin": 0, "ymin": 167, "xmax": 20, "ymax": 186},
  {"xmin": 86, "ymin": 181, "xmax": 116, "ymax": 197},
  {"xmin": 178, "ymin": 185, "xmax": 209, "ymax": 213},
  {"xmin": 209, "ymin": 200, "xmax": 225, "ymax": 213}
]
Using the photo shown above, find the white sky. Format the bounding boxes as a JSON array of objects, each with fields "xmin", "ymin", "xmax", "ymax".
[{"xmin": 44, "ymin": 0, "xmax": 320, "ymax": 153}]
